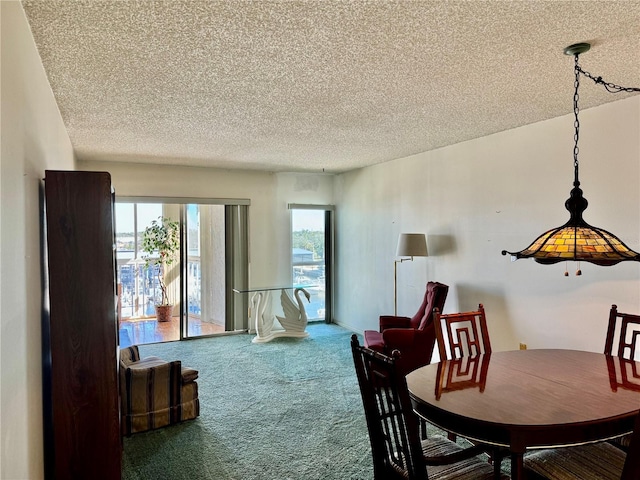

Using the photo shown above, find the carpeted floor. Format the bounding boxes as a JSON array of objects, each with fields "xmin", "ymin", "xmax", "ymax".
[
  {"xmin": 122, "ymin": 323, "xmax": 509, "ymax": 479},
  {"xmin": 122, "ymin": 323, "xmax": 374, "ymax": 480}
]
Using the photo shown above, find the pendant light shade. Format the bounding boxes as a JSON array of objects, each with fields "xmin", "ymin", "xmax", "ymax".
[
  {"xmin": 502, "ymin": 183, "xmax": 640, "ymax": 266},
  {"xmin": 502, "ymin": 43, "xmax": 640, "ymax": 271}
]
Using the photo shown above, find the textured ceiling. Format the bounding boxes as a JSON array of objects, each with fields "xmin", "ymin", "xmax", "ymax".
[{"xmin": 21, "ymin": 1, "xmax": 640, "ymax": 174}]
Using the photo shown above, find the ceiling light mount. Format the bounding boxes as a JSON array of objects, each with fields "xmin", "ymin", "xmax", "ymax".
[
  {"xmin": 563, "ymin": 42, "xmax": 591, "ymax": 56},
  {"xmin": 502, "ymin": 42, "xmax": 640, "ymax": 272}
]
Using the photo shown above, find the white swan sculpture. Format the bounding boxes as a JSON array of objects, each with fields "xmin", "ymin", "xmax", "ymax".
[
  {"xmin": 250, "ymin": 287, "xmax": 311, "ymax": 343},
  {"xmin": 251, "ymin": 291, "xmax": 274, "ymax": 341},
  {"xmin": 276, "ymin": 288, "xmax": 311, "ymax": 334}
]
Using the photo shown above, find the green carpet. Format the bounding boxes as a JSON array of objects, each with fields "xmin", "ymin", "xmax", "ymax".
[
  {"xmin": 122, "ymin": 323, "xmax": 374, "ymax": 480},
  {"xmin": 122, "ymin": 323, "xmax": 509, "ymax": 479}
]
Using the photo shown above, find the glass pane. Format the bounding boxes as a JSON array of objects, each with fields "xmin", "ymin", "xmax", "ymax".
[
  {"xmin": 291, "ymin": 210, "xmax": 325, "ymax": 321},
  {"xmin": 116, "ymin": 203, "xmax": 180, "ymax": 347},
  {"xmin": 186, "ymin": 204, "xmax": 201, "ymax": 319},
  {"xmin": 115, "ymin": 203, "xmax": 165, "ymax": 320},
  {"xmin": 115, "ymin": 203, "xmax": 135, "ymax": 319},
  {"xmin": 184, "ymin": 204, "xmax": 227, "ymax": 337},
  {"xmin": 136, "ymin": 204, "xmax": 164, "ymax": 318}
]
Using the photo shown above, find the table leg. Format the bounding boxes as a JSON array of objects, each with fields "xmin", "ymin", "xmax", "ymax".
[
  {"xmin": 492, "ymin": 448, "xmax": 505, "ymax": 479},
  {"xmin": 511, "ymin": 452, "xmax": 524, "ymax": 480}
]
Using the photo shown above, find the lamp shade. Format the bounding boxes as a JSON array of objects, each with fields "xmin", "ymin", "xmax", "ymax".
[{"xmin": 396, "ymin": 233, "xmax": 428, "ymax": 257}]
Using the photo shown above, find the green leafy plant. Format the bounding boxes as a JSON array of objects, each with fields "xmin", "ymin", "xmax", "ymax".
[{"xmin": 141, "ymin": 216, "xmax": 180, "ymax": 306}]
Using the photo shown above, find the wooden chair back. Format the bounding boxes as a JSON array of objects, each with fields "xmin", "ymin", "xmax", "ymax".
[
  {"xmin": 605, "ymin": 304, "xmax": 640, "ymax": 361},
  {"xmin": 351, "ymin": 335, "xmax": 426, "ymax": 480},
  {"xmin": 434, "ymin": 304, "xmax": 491, "ymax": 360}
]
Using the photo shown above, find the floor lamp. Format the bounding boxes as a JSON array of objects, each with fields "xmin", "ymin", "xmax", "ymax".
[{"xmin": 394, "ymin": 233, "xmax": 428, "ymax": 315}]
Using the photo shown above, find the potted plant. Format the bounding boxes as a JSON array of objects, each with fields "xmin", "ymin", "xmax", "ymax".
[{"xmin": 141, "ymin": 216, "xmax": 180, "ymax": 322}]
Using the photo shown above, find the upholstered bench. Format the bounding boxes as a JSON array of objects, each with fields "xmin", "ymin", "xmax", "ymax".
[{"xmin": 119, "ymin": 345, "xmax": 200, "ymax": 435}]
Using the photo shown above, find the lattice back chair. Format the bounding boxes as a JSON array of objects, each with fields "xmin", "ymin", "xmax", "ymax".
[
  {"xmin": 350, "ymin": 335, "xmax": 503, "ymax": 480},
  {"xmin": 605, "ymin": 304, "xmax": 640, "ymax": 361},
  {"xmin": 351, "ymin": 335, "xmax": 425, "ymax": 479},
  {"xmin": 432, "ymin": 304, "xmax": 504, "ymax": 469},
  {"xmin": 434, "ymin": 304, "xmax": 492, "ymax": 361}
]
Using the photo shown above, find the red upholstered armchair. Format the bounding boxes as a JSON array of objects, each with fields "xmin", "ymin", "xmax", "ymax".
[{"xmin": 364, "ymin": 281, "xmax": 449, "ymax": 374}]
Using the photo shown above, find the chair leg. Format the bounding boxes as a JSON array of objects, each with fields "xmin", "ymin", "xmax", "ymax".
[
  {"xmin": 420, "ymin": 418, "xmax": 428, "ymax": 439},
  {"xmin": 492, "ymin": 451, "xmax": 502, "ymax": 479},
  {"xmin": 491, "ymin": 448, "xmax": 506, "ymax": 479}
]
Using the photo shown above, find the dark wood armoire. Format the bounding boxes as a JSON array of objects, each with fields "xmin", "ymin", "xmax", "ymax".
[{"xmin": 44, "ymin": 170, "xmax": 121, "ymax": 479}]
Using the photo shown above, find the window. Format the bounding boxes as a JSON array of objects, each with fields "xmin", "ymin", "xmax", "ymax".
[{"xmin": 289, "ymin": 205, "xmax": 333, "ymax": 323}]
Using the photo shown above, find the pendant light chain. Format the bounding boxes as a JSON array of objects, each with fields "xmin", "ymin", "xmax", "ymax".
[
  {"xmin": 577, "ymin": 65, "xmax": 640, "ymax": 94},
  {"xmin": 573, "ymin": 54, "xmax": 581, "ymax": 185},
  {"xmin": 572, "ymin": 52, "xmax": 640, "ymax": 186},
  {"xmin": 572, "ymin": 55, "xmax": 582, "ymax": 276}
]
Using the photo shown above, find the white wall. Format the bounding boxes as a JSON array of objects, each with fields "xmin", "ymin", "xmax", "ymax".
[
  {"xmin": 4, "ymin": 1, "xmax": 639, "ymax": 475},
  {"xmin": 335, "ymin": 95, "xmax": 640, "ymax": 353},
  {"xmin": 76, "ymin": 161, "xmax": 335, "ymax": 290},
  {"xmin": 1, "ymin": 2, "xmax": 75, "ymax": 478}
]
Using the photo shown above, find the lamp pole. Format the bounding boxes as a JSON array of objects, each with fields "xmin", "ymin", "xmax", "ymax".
[
  {"xmin": 394, "ymin": 257, "xmax": 413, "ymax": 316},
  {"xmin": 394, "ymin": 233, "xmax": 428, "ymax": 315}
]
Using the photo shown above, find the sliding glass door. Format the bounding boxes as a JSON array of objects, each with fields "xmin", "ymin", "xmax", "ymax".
[{"xmin": 115, "ymin": 198, "xmax": 249, "ymax": 346}]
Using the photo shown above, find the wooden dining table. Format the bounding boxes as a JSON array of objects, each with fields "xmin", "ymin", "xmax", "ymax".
[{"xmin": 406, "ymin": 349, "xmax": 640, "ymax": 479}]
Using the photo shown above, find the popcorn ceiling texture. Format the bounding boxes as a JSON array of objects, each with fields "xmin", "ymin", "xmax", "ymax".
[{"xmin": 21, "ymin": 1, "xmax": 640, "ymax": 173}]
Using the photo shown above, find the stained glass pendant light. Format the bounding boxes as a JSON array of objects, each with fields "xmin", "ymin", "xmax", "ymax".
[{"xmin": 502, "ymin": 43, "xmax": 640, "ymax": 274}]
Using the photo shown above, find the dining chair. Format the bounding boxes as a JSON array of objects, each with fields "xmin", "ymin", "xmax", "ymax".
[
  {"xmin": 523, "ymin": 407, "xmax": 640, "ymax": 480},
  {"xmin": 523, "ymin": 304, "xmax": 640, "ymax": 479},
  {"xmin": 604, "ymin": 304, "xmax": 640, "ymax": 450},
  {"xmin": 434, "ymin": 303, "xmax": 491, "ymax": 361},
  {"xmin": 350, "ymin": 335, "xmax": 506, "ymax": 480},
  {"xmin": 364, "ymin": 281, "xmax": 449, "ymax": 374},
  {"xmin": 432, "ymin": 304, "xmax": 504, "ymax": 470},
  {"xmin": 605, "ymin": 304, "xmax": 640, "ymax": 360}
]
